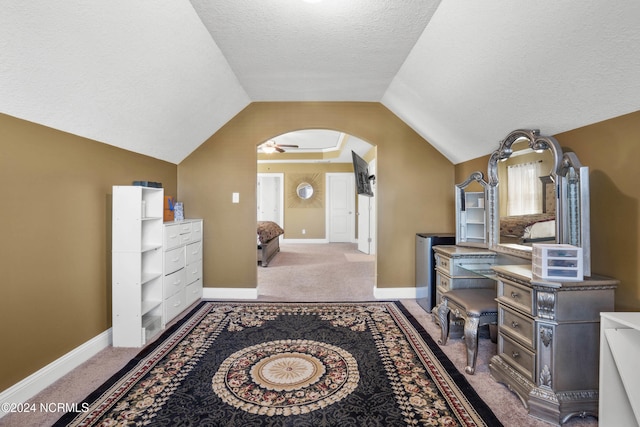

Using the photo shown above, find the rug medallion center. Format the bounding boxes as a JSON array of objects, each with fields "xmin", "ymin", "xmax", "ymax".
[
  {"xmin": 212, "ymin": 339, "xmax": 359, "ymax": 416},
  {"xmin": 251, "ymin": 352, "xmax": 324, "ymax": 391}
]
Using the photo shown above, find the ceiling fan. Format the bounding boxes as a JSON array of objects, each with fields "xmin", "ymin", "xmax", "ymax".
[{"xmin": 259, "ymin": 139, "xmax": 299, "ymax": 153}]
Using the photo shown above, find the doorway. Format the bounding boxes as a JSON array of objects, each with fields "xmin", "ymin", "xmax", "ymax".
[
  {"xmin": 256, "ymin": 130, "xmax": 376, "ymax": 296},
  {"xmin": 257, "ymin": 173, "xmax": 284, "ymax": 225}
]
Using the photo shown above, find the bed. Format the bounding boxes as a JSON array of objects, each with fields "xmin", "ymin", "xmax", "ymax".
[
  {"xmin": 500, "ymin": 213, "xmax": 556, "ymax": 245},
  {"xmin": 257, "ymin": 221, "xmax": 284, "ymax": 267}
]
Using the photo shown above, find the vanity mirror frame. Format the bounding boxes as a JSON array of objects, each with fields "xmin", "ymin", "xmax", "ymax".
[{"xmin": 487, "ymin": 129, "xmax": 591, "ymax": 276}]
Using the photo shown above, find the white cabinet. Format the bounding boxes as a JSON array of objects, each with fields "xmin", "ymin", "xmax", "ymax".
[
  {"xmin": 112, "ymin": 185, "xmax": 204, "ymax": 348},
  {"xmin": 599, "ymin": 312, "xmax": 640, "ymax": 427},
  {"xmin": 112, "ymin": 186, "xmax": 164, "ymax": 347},
  {"xmin": 162, "ymin": 219, "xmax": 203, "ymax": 326}
]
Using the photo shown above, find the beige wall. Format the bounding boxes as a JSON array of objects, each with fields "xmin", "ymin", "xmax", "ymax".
[
  {"xmin": 178, "ymin": 102, "xmax": 456, "ymax": 289},
  {"xmin": 455, "ymin": 111, "xmax": 640, "ymax": 311},
  {"xmin": 0, "ymin": 113, "xmax": 177, "ymax": 392}
]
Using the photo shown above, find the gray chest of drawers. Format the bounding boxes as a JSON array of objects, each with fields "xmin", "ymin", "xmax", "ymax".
[{"xmin": 489, "ymin": 265, "xmax": 617, "ymax": 425}]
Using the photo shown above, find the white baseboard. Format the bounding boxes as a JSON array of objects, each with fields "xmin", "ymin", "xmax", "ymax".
[
  {"xmin": 281, "ymin": 238, "xmax": 329, "ymax": 244},
  {"xmin": 202, "ymin": 286, "xmax": 416, "ymax": 301},
  {"xmin": 0, "ymin": 328, "xmax": 112, "ymax": 419},
  {"xmin": 202, "ymin": 287, "xmax": 259, "ymax": 300},
  {"xmin": 373, "ymin": 286, "xmax": 418, "ymax": 300}
]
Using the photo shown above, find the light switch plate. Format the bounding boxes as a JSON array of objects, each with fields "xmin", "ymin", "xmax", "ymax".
[{"xmin": 232, "ymin": 192, "xmax": 240, "ymax": 203}]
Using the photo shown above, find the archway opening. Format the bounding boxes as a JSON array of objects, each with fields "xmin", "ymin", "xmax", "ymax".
[{"xmin": 256, "ymin": 129, "xmax": 377, "ymax": 301}]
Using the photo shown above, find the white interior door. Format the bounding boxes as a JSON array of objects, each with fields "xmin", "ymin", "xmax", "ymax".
[
  {"xmin": 357, "ymin": 195, "xmax": 371, "ymax": 254},
  {"xmin": 327, "ymin": 173, "xmax": 355, "ymax": 242},
  {"xmin": 367, "ymin": 159, "xmax": 377, "ymax": 255},
  {"xmin": 257, "ymin": 173, "xmax": 283, "ymax": 225}
]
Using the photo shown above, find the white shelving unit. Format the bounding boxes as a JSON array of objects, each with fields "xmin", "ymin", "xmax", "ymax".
[
  {"xmin": 112, "ymin": 185, "xmax": 164, "ymax": 347},
  {"xmin": 599, "ymin": 312, "xmax": 640, "ymax": 427}
]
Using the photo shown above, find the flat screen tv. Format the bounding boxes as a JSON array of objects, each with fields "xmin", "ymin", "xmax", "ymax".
[{"xmin": 351, "ymin": 151, "xmax": 375, "ymax": 197}]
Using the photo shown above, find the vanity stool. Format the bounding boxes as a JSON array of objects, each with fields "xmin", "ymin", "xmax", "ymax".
[{"xmin": 436, "ymin": 288, "xmax": 498, "ymax": 374}]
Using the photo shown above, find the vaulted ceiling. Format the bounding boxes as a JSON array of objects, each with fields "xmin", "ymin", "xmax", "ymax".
[{"xmin": 2, "ymin": 1, "xmax": 640, "ymax": 165}]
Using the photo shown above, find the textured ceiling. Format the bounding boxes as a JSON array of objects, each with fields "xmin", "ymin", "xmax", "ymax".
[
  {"xmin": 191, "ymin": 0, "xmax": 438, "ymax": 101},
  {"xmin": 2, "ymin": 1, "xmax": 640, "ymax": 164}
]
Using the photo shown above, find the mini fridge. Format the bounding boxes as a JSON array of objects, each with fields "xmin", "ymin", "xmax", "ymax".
[{"xmin": 415, "ymin": 233, "xmax": 455, "ymax": 312}]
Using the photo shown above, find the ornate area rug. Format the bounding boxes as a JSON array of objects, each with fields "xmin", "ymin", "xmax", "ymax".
[{"xmin": 55, "ymin": 302, "xmax": 502, "ymax": 426}]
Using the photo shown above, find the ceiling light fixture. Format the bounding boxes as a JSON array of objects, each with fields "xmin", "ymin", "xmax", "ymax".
[{"xmin": 261, "ymin": 145, "xmax": 276, "ymax": 154}]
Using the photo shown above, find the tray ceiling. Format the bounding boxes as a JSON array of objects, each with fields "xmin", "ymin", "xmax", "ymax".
[{"xmin": 2, "ymin": 1, "xmax": 640, "ymax": 164}]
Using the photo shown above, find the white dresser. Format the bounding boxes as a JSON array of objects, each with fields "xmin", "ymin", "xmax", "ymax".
[
  {"xmin": 162, "ymin": 219, "xmax": 203, "ymax": 326},
  {"xmin": 599, "ymin": 312, "xmax": 640, "ymax": 427}
]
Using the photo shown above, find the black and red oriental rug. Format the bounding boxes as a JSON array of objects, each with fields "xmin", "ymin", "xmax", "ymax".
[{"xmin": 55, "ymin": 301, "xmax": 502, "ymax": 426}]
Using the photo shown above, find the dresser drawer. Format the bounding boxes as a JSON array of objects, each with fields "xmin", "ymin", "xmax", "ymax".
[
  {"xmin": 435, "ymin": 252, "xmax": 496, "ymax": 277},
  {"xmin": 177, "ymin": 221, "xmax": 192, "ymax": 234},
  {"xmin": 191, "ymin": 220, "xmax": 203, "ymax": 242},
  {"xmin": 186, "ymin": 241, "xmax": 202, "ymax": 264},
  {"xmin": 185, "ymin": 261, "xmax": 201, "ymax": 285},
  {"xmin": 164, "ymin": 289, "xmax": 185, "ymax": 322},
  {"xmin": 498, "ymin": 332, "xmax": 535, "ymax": 382},
  {"xmin": 499, "ymin": 303, "xmax": 535, "ymax": 349},
  {"xmin": 435, "ymin": 253, "xmax": 453, "ymax": 275},
  {"xmin": 163, "ymin": 268, "xmax": 185, "ymax": 297},
  {"xmin": 497, "ymin": 278, "xmax": 534, "ymax": 315},
  {"xmin": 436, "ymin": 271, "xmax": 495, "ymax": 293},
  {"xmin": 436, "ymin": 271, "xmax": 453, "ymax": 292},
  {"xmin": 164, "ymin": 246, "xmax": 185, "ymax": 275},
  {"xmin": 163, "ymin": 224, "xmax": 182, "ymax": 250},
  {"xmin": 185, "ymin": 278, "xmax": 202, "ymax": 305}
]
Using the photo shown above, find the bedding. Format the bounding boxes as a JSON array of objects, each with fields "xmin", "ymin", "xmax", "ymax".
[
  {"xmin": 500, "ymin": 213, "xmax": 555, "ymax": 243},
  {"xmin": 257, "ymin": 221, "xmax": 284, "ymax": 267},
  {"xmin": 523, "ymin": 219, "xmax": 555, "ymax": 241},
  {"xmin": 257, "ymin": 221, "xmax": 284, "ymax": 244}
]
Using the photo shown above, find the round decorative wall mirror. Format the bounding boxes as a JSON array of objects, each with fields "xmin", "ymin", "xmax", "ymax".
[{"xmin": 296, "ymin": 182, "xmax": 314, "ymax": 200}]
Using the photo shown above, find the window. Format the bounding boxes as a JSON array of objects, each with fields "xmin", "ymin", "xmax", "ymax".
[{"xmin": 507, "ymin": 161, "xmax": 542, "ymax": 215}]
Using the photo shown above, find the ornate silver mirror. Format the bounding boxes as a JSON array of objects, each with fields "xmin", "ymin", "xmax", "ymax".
[
  {"xmin": 296, "ymin": 182, "xmax": 314, "ymax": 200},
  {"xmin": 487, "ymin": 129, "xmax": 591, "ymax": 275},
  {"xmin": 455, "ymin": 171, "xmax": 489, "ymax": 248}
]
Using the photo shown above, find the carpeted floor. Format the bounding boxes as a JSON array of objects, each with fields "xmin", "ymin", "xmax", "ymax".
[
  {"xmin": 53, "ymin": 301, "xmax": 503, "ymax": 426},
  {"xmin": 0, "ymin": 243, "xmax": 597, "ymax": 426}
]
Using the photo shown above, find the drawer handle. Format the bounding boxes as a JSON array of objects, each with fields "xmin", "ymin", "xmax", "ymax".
[
  {"xmin": 511, "ymin": 321, "xmax": 519, "ymax": 328},
  {"xmin": 511, "ymin": 351, "xmax": 520, "ymax": 359},
  {"xmin": 173, "ymin": 300, "xmax": 181, "ymax": 307},
  {"xmin": 511, "ymin": 291, "xmax": 520, "ymax": 299},
  {"xmin": 172, "ymin": 257, "xmax": 180, "ymax": 262},
  {"xmin": 172, "ymin": 280, "xmax": 181, "ymax": 286}
]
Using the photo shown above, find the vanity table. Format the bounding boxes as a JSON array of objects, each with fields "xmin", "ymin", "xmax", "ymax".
[
  {"xmin": 490, "ymin": 264, "xmax": 617, "ymax": 425},
  {"xmin": 445, "ymin": 129, "xmax": 618, "ymax": 425}
]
